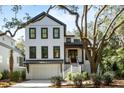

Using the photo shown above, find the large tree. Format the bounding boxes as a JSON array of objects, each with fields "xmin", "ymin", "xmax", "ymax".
[{"xmin": 47, "ymin": 5, "xmax": 124, "ymax": 73}]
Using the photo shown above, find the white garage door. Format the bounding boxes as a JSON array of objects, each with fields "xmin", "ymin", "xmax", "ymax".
[{"xmin": 29, "ymin": 64, "xmax": 61, "ymax": 79}]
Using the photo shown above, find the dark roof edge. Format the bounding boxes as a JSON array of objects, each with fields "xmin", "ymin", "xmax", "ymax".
[
  {"xmin": 25, "ymin": 12, "xmax": 66, "ymax": 35},
  {"xmin": 65, "ymin": 35, "xmax": 75, "ymax": 37}
]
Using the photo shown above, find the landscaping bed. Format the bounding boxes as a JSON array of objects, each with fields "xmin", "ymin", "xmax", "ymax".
[
  {"xmin": 0, "ymin": 70, "xmax": 26, "ymax": 88},
  {"xmin": 49, "ymin": 80, "xmax": 124, "ymax": 88},
  {"xmin": 0, "ymin": 79, "xmax": 16, "ymax": 88}
]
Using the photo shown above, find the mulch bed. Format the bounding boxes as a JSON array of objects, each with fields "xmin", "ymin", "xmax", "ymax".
[
  {"xmin": 0, "ymin": 79, "xmax": 27, "ymax": 88},
  {"xmin": 49, "ymin": 80, "xmax": 124, "ymax": 88}
]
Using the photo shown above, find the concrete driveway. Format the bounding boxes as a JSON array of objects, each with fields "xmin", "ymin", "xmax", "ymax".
[{"xmin": 9, "ymin": 80, "xmax": 51, "ymax": 88}]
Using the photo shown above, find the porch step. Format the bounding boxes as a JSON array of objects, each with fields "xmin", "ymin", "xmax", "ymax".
[
  {"xmin": 64, "ymin": 63, "xmax": 81, "ymax": 78},
  {"xmin": 71, "ymin": 64, "xmax": 81, "ymax": 73}
]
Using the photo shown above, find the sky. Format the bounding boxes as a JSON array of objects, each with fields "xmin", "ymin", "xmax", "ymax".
[{"xmin": 0, "ymin": 5, "xmax": 95, "ymax": 40}]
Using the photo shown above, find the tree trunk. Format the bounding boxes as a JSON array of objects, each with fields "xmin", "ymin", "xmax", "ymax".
[
  {"xmin": 9, "ymin": 49, "xmax": 14, "ymax": 81},
  {"xmin": 90, "ymin": 61, "xmax": 98, "ymax": 73}
]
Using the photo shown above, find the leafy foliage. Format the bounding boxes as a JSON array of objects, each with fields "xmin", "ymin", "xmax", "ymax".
[
  {"xmin": 1, "ymin": 70, "xmax": 9, "ymax": 79},
  {"xmin": 21, "ymin": 70, "xmax": 26, "ymax": 80},
  {"xmin": 91, "ymin": 73, "xmax": 101, "ymax": 87},
  {"xmin": 0, "ymin": 73, "xmax": 2, "ymax": 80},
  {"xmin": 11, "ymin": 71, "xmax": 20, "ymax": 82},
  {"xmin": 51, "ymin": 76, "xmax": 63, "ymax": 87},
  {"xmin": 81, "ymin": 71, "xmax": 89, "ymax": 80},
  {"xmin": 100, "ymin": 35, "xmax": 124, "ymax": 76},
  {"xmin": 102, "ymin": 71, "xmax": 114, "ymax": 85},
  {"xmin": 72, "ymin": 73, "xmax": 84, "ymax": 87},
  {"xmin": 120, "ymin": 70, "xmax": 124, "ymax": 78},
  {"xmin": 16, "ymin": 36, "xmax": 25, "ymax": 55}
]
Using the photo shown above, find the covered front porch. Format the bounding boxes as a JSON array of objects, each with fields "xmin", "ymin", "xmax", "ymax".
[{"xmin": 64, "ymin": 43, "xmax": 84, "ymax": 64}]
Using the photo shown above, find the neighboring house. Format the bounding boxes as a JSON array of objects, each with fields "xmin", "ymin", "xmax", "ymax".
[
  {"xmin": 24, "ymin": 12, "xmax": 90, "ymax": 79},
  {"xmin": 0, "ymin": 31, "xmax": 24, "ymax": 72}
]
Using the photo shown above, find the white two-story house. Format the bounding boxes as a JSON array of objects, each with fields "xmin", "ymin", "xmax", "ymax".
[
  {"xmin": 25, "ymin": 12, "xmax": 90, "ymax": 79},
  {"xmin": 0, "ymin": 31, "xmax": 25, "ymax": 72}
]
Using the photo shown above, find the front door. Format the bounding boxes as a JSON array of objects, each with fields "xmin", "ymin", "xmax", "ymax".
[{"xmin": 68, "ymin": 50, "xmax": 77, "ymax": 63}]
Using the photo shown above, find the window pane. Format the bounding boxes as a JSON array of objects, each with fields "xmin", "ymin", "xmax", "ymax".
[
  {"xmin": 74, "ymin": 39, "xmax": 80, "ymax": 43},
  {"xmin": 66, "ymin": 38, "xmax": 71, "ymax": 43},
  {"xmin": 54, "ymin": 46, "xmax": 60, "ymax": 58},
  {"xmin": 42, "ymin": 46, "xmax": 48, "ymax": 58},
  {"xmin": 53, "ymin": 28, "xmax": 60, "ymax": 38},
  {"xmin": 29, "ymin": 28, "xmax": 36, "ymax": 39},
  {"xmin": 30, "ymin": 47, "xmax": 36, "ymax": 58},
  {"xmin": 41, "ymin": 28, "xmax": 48, "ymax": 39}
]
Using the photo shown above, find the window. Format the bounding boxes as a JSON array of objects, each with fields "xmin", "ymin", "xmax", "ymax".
[
  {"xmin": 66, "ymin": 38, "xmax": 71, "ymax": 43},
  {"xmin": 53, "ymin": 28, "xmax": 60, "ymax": 39},
  {"xmin": 74, "ymin": 39, "xmax": 80, "ymax": 43},
  {"xmin": 41, "ymin": 28, "xmax": 48, "ymax": 39},
  {"xmin": 29, "ymin": 28, "xmax": 36, "ymax": 39},
  {"xmin": 53, "ymin": 46, "xmax": 60, "ymax": 58},
  {"xmin": 29, "ymin": 46, "xmax": 36, "ymax": 58},
  {"xmin": 42, "ymin": 46, "xmax": 48, "ymax": 58},
  {"xmin": 17, "ymin": 57, "xmax": 23, "ymax": 66}
]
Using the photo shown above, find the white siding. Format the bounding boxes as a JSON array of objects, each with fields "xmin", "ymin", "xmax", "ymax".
[
  {"xmin": 0, "ymin": 44, "xmax": 24, "ymax": 72},
  {"xmin": 25, "ymin": 16, "xmax": 64, "ymax": 60},
  {"xmin": 0, "ymin": 34, "xmax": 24, "ymax": 72}
]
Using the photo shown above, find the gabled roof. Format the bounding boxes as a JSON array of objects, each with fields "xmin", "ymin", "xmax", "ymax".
[{"xmin": 25, "ymin": 12, "xmax": 66, "ymax": 35}]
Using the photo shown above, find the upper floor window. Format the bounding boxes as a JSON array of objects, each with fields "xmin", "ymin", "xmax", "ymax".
[
  {"xmin": 53, "ymin": 28, "xmax": 60, "ymax": 39},
  {"xmin": 74, "ymin": 39, "xmax": 80, "ymax": 43},
  {"xmin": 53, "ymin": 46, "xmax": 60, "ymax": 58},
  {"xmin": 29, "ymin": 46, "xmax": 36, "ymax": 58},
  {"xmin": 29, "ymin": 28, "xmax": 36, "ymax": 39},
  {"xmin": 41, "ymin": 28, "xmax": 48, "ymax": 39},
  {"xmin": 41, "ymin": 46, "xmax": 48, "ymax": 58},
  {"xmin": 66, "ymin": 38, "xmax": 71, "ymax": 43}
]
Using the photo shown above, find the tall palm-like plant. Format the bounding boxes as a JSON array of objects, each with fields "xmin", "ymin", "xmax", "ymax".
[{"xmin": 9, "ymin": 49, "xmax": 14, "ymax": 81}]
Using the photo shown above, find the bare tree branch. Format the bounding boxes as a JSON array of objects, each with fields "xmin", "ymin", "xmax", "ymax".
[
  {"xmin": 58, "ymin": 5, "xmax": 82, "ymax": 37},
  {"xmin": 81, "ymin": 5, "xmax": 92, "ymax": 34},
  {"xmin": 81, "ymin": 6, "xmax": 85, "ymax": 33},
  {"xmin": 97, "ymin": 8, "xmax": 124, "ymax": 48},
  {"xmin": 0, "ymin": 5, "xmax": 55, "ymax": 37},
  {"xmin": 93, "ymin": 5, "xmax": 107, "ymax": 47},
  {"xmin": 47, "ymin": 5, "xmax": 56, "ymax": 14},
  {"xmin": 87, "ymin": 5, "xmax": 92, "ymax": 11},
  {"xmin": 106, "ymin": 20, "xmax": 124, "ymax": 40},
  {"xmin": 103, "ymin": 8, "xmax": 124, "ymax": 38},
  {"xmin": 84, "ymin": 5, "xmax": 88, "ymax": 37}
]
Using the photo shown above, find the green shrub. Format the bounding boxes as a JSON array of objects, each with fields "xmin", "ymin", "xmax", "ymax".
[
  {"xmin": 72, "ymin": 73, "xmax": 83, "ymax": 87},
  {"xmin": 115, "ymin": 70, "xmax": 121, "ymax": 79},
  {"xmin": 0, "ymin": 73, "xmax": 2, "ymax": 80},
  {"xmin": 11, "ymin": 71, "xmax": 20, "ymax": 82},
  {"xmin": 91, "ymin": 73, "xmax": 101, "ymax": 87},
  {"xmin": 1, "ymin": 70, "xmax": 9, "ymax": 79},
  {"xmin": 102, "ymin": 72, "xmax": 114, "ymax": 85},
  {"xmin": 82, "ymin": 71, "xmax": 89, "ymax": 80},
  {"xmin": 120, "ymin": 70, "xmax": 124, "ymax": 78},
  {"xmin": 65, "ymin": 72, "xmax": 77, "ymax": 81},
  {"xmin": 51, "ymin": 76, "xmax": 63, "ymax": 87},
  {"xmin": 21, "ymin": 70, "xmax": 26, "ymax": 80}
]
